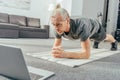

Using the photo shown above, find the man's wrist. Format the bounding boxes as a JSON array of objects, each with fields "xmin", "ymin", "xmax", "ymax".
[{"xmin": 63, "ymin": 51, "xmax": 69, "ymax": 58}]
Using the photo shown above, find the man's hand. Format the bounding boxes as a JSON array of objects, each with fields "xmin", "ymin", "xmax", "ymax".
[
  {"xmin": 50, "ymin": 38, "xmax": 90, "ymax": 59},
  {"xmin": 51, "ymin": 46, "xmax": 66, "ymax": 58}
]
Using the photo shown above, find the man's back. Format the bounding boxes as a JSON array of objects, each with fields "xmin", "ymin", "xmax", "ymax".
[{"xmin": 55, "ymin": 18, "xmax": 100, "ymax": 41}]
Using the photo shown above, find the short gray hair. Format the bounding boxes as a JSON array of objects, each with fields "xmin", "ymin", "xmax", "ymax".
[{"xmin": 51, "ymin": 4, "xmax": 70, "ymax": 20}]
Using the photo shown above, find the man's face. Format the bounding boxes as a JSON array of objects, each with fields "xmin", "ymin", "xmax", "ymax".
[{"xmin": 51, "ymin": 14, "xmax": 68, "ymax": 35}]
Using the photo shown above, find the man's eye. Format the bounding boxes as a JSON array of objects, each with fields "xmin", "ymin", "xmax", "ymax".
[
  {"xmin": 52, "ymin": 24, "xmax": 56, "ymax": 26},
  {"xmin": 53, "ymin": 24, "xmax": 55, "ymax": 26},
  {"xmin": 57, "ymin": 24, "xmax": 62, "ymax": 27}
]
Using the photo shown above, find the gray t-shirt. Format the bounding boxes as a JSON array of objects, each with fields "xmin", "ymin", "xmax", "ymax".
[{"xmin": 55, "ymin": 18, "xmax": 100, "ymax": 41}]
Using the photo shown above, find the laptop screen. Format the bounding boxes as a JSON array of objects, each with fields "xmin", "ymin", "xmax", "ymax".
[
  {"xmin": 0, "ymin": 44, "xmax": 55, "ymax": 80},
  {"xmin": 0, "ymin": 45, "xmax": 31, "ymax": 80}
]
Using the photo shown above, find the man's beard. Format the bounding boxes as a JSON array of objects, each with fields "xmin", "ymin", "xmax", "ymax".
[{"xmin": 57, "ymin": 30, "xmax": 64, "ymax": 35}]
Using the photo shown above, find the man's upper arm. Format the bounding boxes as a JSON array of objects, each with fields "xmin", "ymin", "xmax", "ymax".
[
  {"xmin": 79, "ymin": 24, "xmax": 90, "ymax": 41},
  {"xmin": 54, "ymin": 31, "xmax": 62, "ymax": 39}
]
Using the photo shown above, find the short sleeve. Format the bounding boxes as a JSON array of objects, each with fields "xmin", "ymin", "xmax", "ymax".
[
  {"xmin": 79, "ymin": 24, "xmax": 90, "ymax": 41},
  {"xmin": 54, "ymin": 31, "xmax": 62, "ymax": 39}
]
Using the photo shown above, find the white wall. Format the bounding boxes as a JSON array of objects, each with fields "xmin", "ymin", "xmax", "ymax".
[
  {"xmin": 106, "ymin": 0, "xmax": 119, "ymax": 35},
  {"xmin": 0, "ymin": 0, "xmax": 51, "ymax": 25},
  {"xmin": 82, "ymin": 0, "xmax": 104, "ymax": 19},
  {"xmin": 71, "ymin": 0, "xmax": 83, "ymax": 17}
]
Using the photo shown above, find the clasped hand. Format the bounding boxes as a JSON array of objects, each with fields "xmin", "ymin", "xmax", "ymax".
[{"xmin": 51, "ymin": 46, "xmax": 66, "ymax": 58}]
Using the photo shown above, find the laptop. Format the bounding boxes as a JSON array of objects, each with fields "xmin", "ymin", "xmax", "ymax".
[{"xmin": 0, "ymin": 45, "xmax": 54, "ymax": 80}]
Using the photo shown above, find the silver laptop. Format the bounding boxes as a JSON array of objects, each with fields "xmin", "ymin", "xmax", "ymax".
[{"xmin": 0, "ymin": 45, "xmax": 54, "ymax": 80}]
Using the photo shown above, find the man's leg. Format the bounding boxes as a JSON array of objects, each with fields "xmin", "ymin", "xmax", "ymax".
[
  {"xmin": 104, "ymin": 34, "xmax": 118, "ymax": 51},
  {"xmin": 93, "ymin": 41, "xmax": 100, "ymax": 49}
]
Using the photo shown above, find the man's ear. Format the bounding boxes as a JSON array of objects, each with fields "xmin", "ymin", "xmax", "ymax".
[{"xmin": 66, "ymin": 17, "xmax": 70, "ymax": 23}]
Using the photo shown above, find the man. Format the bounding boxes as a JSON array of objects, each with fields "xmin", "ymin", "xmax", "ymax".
[{"xmin": 50, "ymin": 4, "xmax": 118, "ymax": 59}]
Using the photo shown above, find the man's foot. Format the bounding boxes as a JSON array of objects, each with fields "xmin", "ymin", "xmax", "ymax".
[
  {"xmin": 111, "ymin": 41, "xmax": 118, "ymax": 51},
  {"xmin": 93, "ymin": 41, "xmax": 99, "ymax": 49}
]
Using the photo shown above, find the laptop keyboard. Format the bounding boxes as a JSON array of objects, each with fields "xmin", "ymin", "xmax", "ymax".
[
  {"xmin": 0, "ymin": 73, "xmax": 44, "ymax": 80},
  {"xmin": 0, "ymin": 75, "xmax": 12, "ymax": 80},
  {"xmin": 29, "ymin": 73, "xmax": 43, "ymax": 80}
]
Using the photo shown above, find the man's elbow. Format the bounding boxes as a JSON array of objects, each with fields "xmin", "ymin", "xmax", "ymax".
[
  {"xmin": 84, "ymin": 52, "xmax": 90, "ymax": 59},
  {"xmin": 85, "ymin": 53, "xmax": 90, "ymax": 59},
  {"xmin": 77, "ymin": 51, "xmax": 90, "ymax": 59}
]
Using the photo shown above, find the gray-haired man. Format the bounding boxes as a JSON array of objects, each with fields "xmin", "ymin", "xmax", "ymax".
[{"xmin": 50, "ymin": 4, "xmax": 118, "ymax": 59}]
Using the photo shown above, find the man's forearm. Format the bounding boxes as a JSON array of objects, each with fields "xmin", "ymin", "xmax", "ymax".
[
  {"xmin": 52, "ymin": 38, "xmax": 91, "ymax": 59},
  {"xmin": 53, "ymin": 38, "xmax": 62, "ymax": 48},
  {"xmin": 64, "ymin": 51, "xmax": 90, "ymax": 59}
]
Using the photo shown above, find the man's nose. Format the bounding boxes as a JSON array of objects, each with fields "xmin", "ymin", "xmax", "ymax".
[
  {"xmin": 55, "ymin": 27, "xmax": 59, "ymax": 30},
  {"xmin": 56, "ymin": 28, "xmax": 59, "ymax": 31},
  {"xmin": 55, "ymin": 28, "xmax": 60, "ymax": 32}
]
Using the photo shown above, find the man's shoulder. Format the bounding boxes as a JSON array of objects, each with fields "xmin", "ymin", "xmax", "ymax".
[
  {"xmin": 70, "ymin": 18, "xmax": 81, "ymax": 26},
  {"xmin": 71, "ymin": 17, "xmax": 90, "ymax": 24}
]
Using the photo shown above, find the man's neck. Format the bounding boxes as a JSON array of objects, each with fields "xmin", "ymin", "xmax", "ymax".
[{"xmin": 65, "ymin": 24, "xmax": 70, "ymax": 32}]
